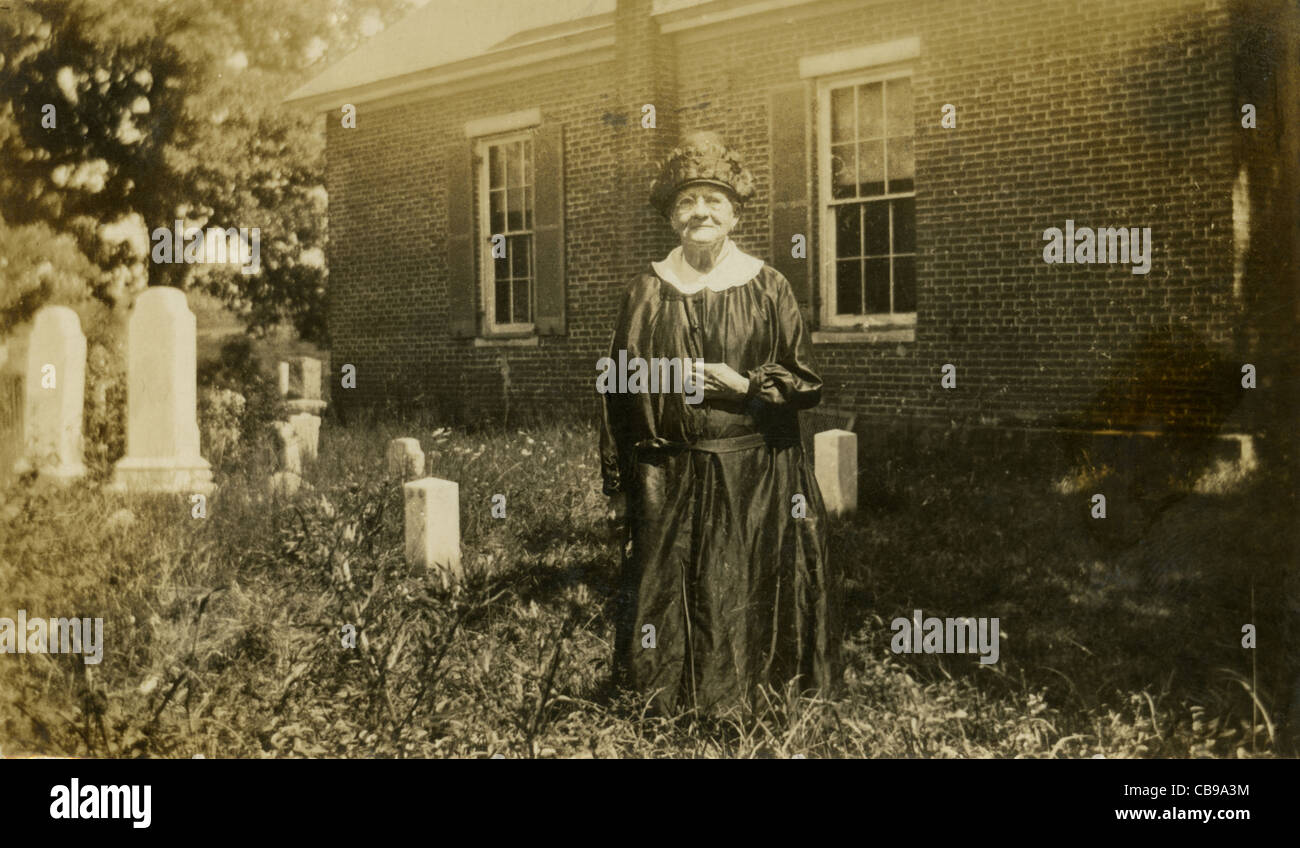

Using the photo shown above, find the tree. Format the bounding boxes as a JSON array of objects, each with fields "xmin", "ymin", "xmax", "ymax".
[{"xmin": 0, "ymin": 0, "xmax": 416, "ymax": 344}]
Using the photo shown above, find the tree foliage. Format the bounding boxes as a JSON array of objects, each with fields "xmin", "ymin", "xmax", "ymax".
[{"xmin": 0, "ymin": 0, "xmax": 416, "ymax": 344}]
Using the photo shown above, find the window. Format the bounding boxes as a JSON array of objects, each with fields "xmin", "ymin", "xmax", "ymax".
[
  {"xmin": 817, "ymin": 70, "xmax": 915, "ymax": 326},
  {"xmin": 477, "ymin": 132, "xmax": 535, "ymax": 333},
  {"xmin": 450, "ymin": 112, "xmax": 562, "ymax": 340}
]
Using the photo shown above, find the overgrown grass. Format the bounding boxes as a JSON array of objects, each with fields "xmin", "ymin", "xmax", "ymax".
[{"xmin": 0, "ymin": 414, "xmax": 1293, "ymax": 758}]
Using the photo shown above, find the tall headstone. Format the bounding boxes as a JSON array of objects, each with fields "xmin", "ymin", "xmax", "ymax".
[
  {"xmin": 404, "ymin": 476, "xmax": 462, "ymax": 582},
  {"xmin": 289, "ymin": 356, "xmax": 322, "ymax": 400},
  {"xmin": 273, "ymin": 421, "xmax": 302, "ymax": 474},
  {"xmin": 15, "ymin": 306, "xmax": 86, "ymax": 481},
  {"xmin": 285, "ymin": 357, "xmax": 325, "ymax": 414},
  {"xmin": 286, "ymin": 398, "xmax": 327, "ymax": 415},
  {"xmin": 267, "ymin": 471, "xmax": 303, "ymax": 498},
  {"xmin": 277, "ymin": 361, "xmax": 290, "ymax": 397},
  {"xmin": 814, "ymin": 429, "xmax": 857, "ymax": 517},
  {"xmin": 387, "ymin": 437, "xmax": 424, "ymax": 480},
  {"xmin": 108, "ymin": 288, "xmax": 214, "ymax": 494},
  {"xmin": 289, "ymin": 413, "xmax": 320, "ymax": 463}
]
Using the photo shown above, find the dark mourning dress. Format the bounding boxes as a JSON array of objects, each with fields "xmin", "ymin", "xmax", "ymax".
[{"xmin": 599, "ymin": 252, "xmax": 843, "ymax": 714}]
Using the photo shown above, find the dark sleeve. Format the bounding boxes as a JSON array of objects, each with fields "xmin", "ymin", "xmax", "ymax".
[
  {"xmin": 743, "ymin": 270, "xmax": 823, "ymax": 410},
  {"xmin": 599, "ymin": 282, "xmax": 637, "ymax": 496}
]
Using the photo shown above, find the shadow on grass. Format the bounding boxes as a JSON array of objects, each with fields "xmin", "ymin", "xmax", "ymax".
[{"xmin": 831, "ymin": 427, "xmax": 1295, "ymax": 751}]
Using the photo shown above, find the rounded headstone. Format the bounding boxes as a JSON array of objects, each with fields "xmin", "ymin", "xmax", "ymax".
[{"xmin": 16, "ymin": 306, "xmax": 86, "ymax": 481}]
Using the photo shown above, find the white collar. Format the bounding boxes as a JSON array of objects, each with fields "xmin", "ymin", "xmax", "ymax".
[{"xmin": 651, "ymin": 239, "xmax": 765, "ymax": 294}]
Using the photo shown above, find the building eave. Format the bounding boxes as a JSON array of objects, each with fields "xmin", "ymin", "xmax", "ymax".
[
  {"xmin": 284, "ymin": 19, "xmax": 615, "ymax": 112},
  {"xmin": 651, "ymin": 0, "xmax": 833, "ymax": 33}
]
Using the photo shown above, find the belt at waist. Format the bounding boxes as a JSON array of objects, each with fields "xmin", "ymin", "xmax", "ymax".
[{"xmin": 635, "ymin": 432, "xmax": 799, "ymax": 455}]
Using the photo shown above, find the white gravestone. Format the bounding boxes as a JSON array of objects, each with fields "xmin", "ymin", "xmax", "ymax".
[
  {"xmin": 16, "ymin": 306, "xmax": 86, "ymax": 481},
  {"xmin": 267, "ymin": 470, "xmax": 303, "ymax": 498},
  {"xmin": 404, "ymin": 477, "xmax": 462, "ymax": 582},
  {"xmin": 108, "ymin": 288, "xmax": 214, "ymax": 494},
  {"xmin": 273, "ymin": 421, "xmax": 302, "ymax": 474},
  {"xmin": 285, "ymin": 357, "xmax": 326, "ymax": 414},
  {"xmin": 277, "ymin": 361, "xmax": 290, "ymax": 397},
  {"xmin": 289, "ymin": 413, "xmax": 320, "ymax": 463},
  {"xmin": 289, "ymin": 357, "xmax": 322, "ymax": 400},
  {"xmin": 286, "ymin": 398, "xmax": 327, "ymax": 415},
  {"xmin": 387, "ymin": 437, "xmax": 424, "ymax": 480},
  {"xmin": 814, "ymin": 429, "xmax": 857, "ymax": 517}
]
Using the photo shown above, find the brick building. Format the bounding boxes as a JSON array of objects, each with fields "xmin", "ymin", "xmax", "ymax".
[{"xmin": 286, "ymin": 0, "xmax": 1297, "ymax": 446}]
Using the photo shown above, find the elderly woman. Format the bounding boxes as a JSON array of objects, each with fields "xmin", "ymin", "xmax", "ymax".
[{"xmin": 600, "ymin": 132, "xmax": 843, "ymax": 715}]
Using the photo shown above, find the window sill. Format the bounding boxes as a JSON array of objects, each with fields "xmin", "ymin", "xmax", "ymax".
[
  {"xmin": 813, "ymin": 327, "xmax": 914, "ymax": 344},
  {"xmin": 473, "ymin": 335, "xmax": 539, "ymax": 347}
]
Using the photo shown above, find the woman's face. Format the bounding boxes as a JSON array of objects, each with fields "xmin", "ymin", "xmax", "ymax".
[{"xmin": 670, "ymin": 185, "xmax": 738, "ymax": 249}]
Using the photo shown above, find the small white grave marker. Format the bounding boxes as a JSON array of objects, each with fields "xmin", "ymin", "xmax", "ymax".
[
  {"xmin": 814, "ymin": 429, "xmax": 857, "ymax": 517},
  {"xmin": 404, "ymin": 476, "xmax": 462, "ymax": 582}
]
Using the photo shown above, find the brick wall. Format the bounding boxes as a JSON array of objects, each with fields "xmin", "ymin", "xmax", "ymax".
[
  {"xmin": 326, "ymin": 56, "xmax": 631, "ymax": 424},
  {"xmin": 326, "ymin": 0, "xmax": 1259, "ymax": 435}
]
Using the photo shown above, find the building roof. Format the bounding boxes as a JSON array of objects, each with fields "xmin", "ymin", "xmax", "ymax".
[
  {"xmin": 284, "ymin": 0, "xmax": 616, "ymax": 108},
  {"xmin": 284, "ymin": 0, "xmax": 828, "ymax": 110},
  {"xmin": 651, "ymin": 0, "xmax": 715, "ymax": 13}
]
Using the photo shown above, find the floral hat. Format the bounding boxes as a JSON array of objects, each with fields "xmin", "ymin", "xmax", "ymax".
[{"xmin": 649, "ymin": 131, "xmax": 756, "ymax": 218}]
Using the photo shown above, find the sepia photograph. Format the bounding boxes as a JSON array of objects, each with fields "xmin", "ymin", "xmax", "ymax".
[{"xmin": 0, "ymin": 0, "xmax": 1296, "ymax": 803}]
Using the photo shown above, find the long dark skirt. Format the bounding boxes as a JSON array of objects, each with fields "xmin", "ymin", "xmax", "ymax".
[{"xmin": 612, "ymin": 438, "xmax": 843, "ymax": 714}]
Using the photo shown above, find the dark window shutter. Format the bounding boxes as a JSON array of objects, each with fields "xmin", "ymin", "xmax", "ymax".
[
  {"xmin": 445, "ymin": 145, "xmax": 478, "ymax": 338},
  {"xmin": 532, "ymin": 122, "xmax": 566, "ymax": 335},
  {"xmin": 769, "ymin": 83, "xmax": 812, "ymax": 311}
]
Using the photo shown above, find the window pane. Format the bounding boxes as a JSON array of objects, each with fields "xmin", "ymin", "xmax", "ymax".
[
  {"xmin": 858, "ymin": 139, "xmax": 884, "ymax": 197},
  {"xmin": 863, "ymin": 200, "xmax": 889, "ymax": 256},
  {"xmin": 494, "ymin": 252, "xmax": 509, "ymax": 284},
  {"xmin": 835, "ymin": 259, "xmax": 861, "ymax": 315},
  {"xmin": 508, "ymin": 188, "xmax": 525, "ymax": 231},
  {"xmin": 893, "ymin": 255, "xmax": 916, "ymax": 312},
  {"xmin": 495, "ymin": 275, "xmax": 510, "ymax": 321},
  {"xmin": 885, "ymin": 77, "xmax": 912, "ymax": 136},
  {"xmin": 510, "ymin": 234, "xmax": 530, "ymax": 280},
  {"xmin": 835, "ymin": 204, "xmax": 861, "ymax": 258},
  {"xmin": 506, "ymin": 141, "xmax": 524, "ymax": 189},
  {"xmin": 857, "ymin": 82, "xmax": 884, "ymax": 140},
  {"xmin": 524, "ymin": 185, "xmax": 533, "ymax": 230},
  {"xmin": 513, "ymin": 273, "xmax": 531, "ymax": 323},
  {"xmin": 830, "ymin": 143, "xmax": 855, "ymax": 199},
  {"xmin": 490, "ymin": 190, "xmax": 506, "ymax": 236},
  {"xmin": 865, "ymin": 257, "xmax": 890, "ymax": 314},
  {"xmin": 523, "ymin": 139, "xmax": 533, "ymax": 187},
  {"xmin": 887, "ymin": 136, "xmax": 914, "ymax": 193},
  {"xmin": 893, "ymin": 197, "xmax": 916, "ymax": 254},
  {"xmin": 489, "ymin": 146, "xmax": 503, "ymax": 189},
  {"xmin": 830, "ymin": 87, "xmax": 853, "ymax": 143}
]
